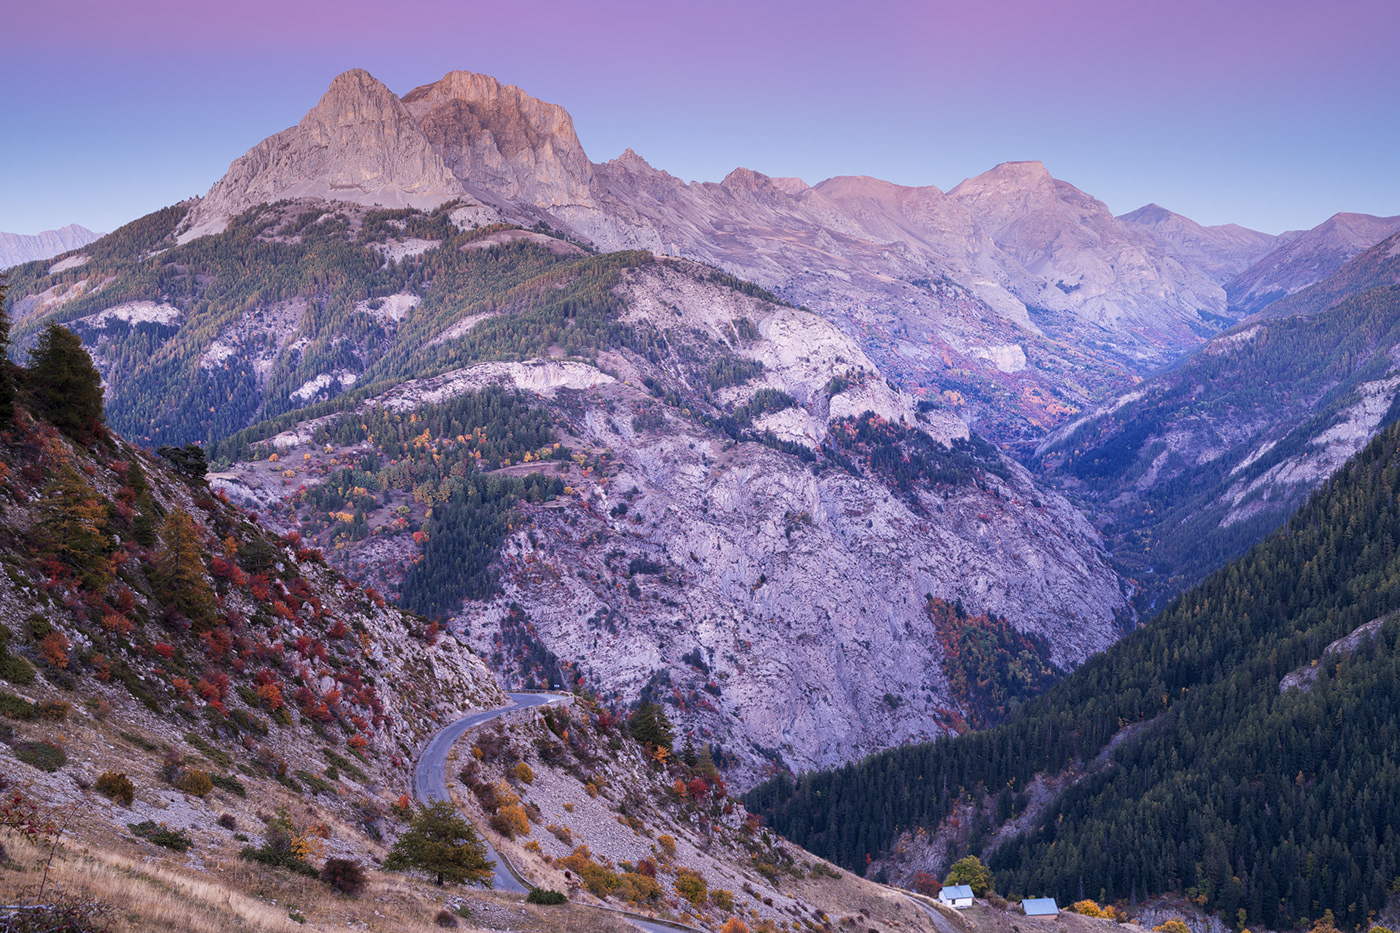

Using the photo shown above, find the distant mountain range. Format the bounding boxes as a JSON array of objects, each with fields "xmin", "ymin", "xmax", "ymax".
[
  {"xmin": 164, "ymin": 68, "xmax": 1400, "ymax": 450},
  {"xmin": 156, "ymin": 69, "xmax": 1280, "ymax": 447},
  {"xmin": 0, "ymin": 223, "xmax": 102, "ymax": 269}
]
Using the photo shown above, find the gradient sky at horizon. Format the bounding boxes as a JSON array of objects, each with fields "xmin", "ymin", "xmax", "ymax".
[{"xmin": 2, "ymin": 0, "xmax": 1396, "ymax": 236}]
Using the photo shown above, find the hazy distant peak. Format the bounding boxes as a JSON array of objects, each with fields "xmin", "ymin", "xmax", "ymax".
[
  {"xmin": 1119, "ymin": 202, "xmax": 1277, "ymax": 283},
  {"xmin": 1315, "ymin": 211, "xmax": 1400, "ymax": 242},
  {"xmin": 1118, "ymin": 202, "xmax": 1174, "ymax": 224},
  {"xmin": 1227, "ymin": 211, "xmax": 1400, "ymax": 314},
  {"xmin": 0, "ymin": 224, "xmax": 103, "ymax": 270},
  {"xmin": 721, "ymin": 166, "xmax": 772, "ymax": 188},
  {"xmin": 947, "ymin": 160, "xmax": 1057, "ymax": 205},
  {"xmin": 608, "ymin": 148, "xmax": 667, "ymax": 175},
  {"xmin": 770, "ymin": 177, "xmax": 810, "ymax": 195},
  {"xmin": 814, "ymin": 175, "xmax": 941, "ymax": 200},
  {"xmin": 969, "ymin": 159, "xmax": 1052, "ymax": 183},
  {"xmin": 995, "ymin": 159, "xmax": 1050, "ymax": 174}
]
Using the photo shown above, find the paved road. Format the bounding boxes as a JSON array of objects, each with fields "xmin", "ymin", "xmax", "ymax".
[
  {"xmin": 413, "ymin": 691, "xmax": 565, "ymax": 893},
  {"xmin": 412, "ymin": 692, "xmax": 698, "ymax": 933},
  {"xmin": 902, "ymin": 893, "xmax": 966, "ymax": 933}
]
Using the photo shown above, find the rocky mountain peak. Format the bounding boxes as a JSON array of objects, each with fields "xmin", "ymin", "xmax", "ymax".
[
  {"xmin": 180, "ymin": 69, "xmax": 460, "ymax": 241},
  {"xmin": 720, "ymin": 166, "xmax": 777, "ymax": 191},
  {"xmin": 950, "ymin": 160, "xmax": 1054, "ymax": 198},
  {"xmin": 0, "ymin": 223, "xmax": 103, "ymax": 270},
  {"xmin": 770, "ymin": 176, "xmax": 811, "ymax": 195},
  {"xmin": 1119, "ymin": 202, "xmax": 1173, "ymax": 224},
  {"xmin": 402, "ymin": 69, "xmax": 595, "ymax": 208},
  {"xmin": 1119, "ymin": 202, "xmax": 1277, "ymax": 282}
]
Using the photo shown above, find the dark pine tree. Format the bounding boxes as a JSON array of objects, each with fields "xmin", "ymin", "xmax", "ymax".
[{"xmin": 26, "ymin": 322, "xmax": 104, "ymax": 442}]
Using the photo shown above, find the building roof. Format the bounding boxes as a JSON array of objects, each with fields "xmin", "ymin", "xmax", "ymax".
[
  {"xmin": 1023, "ymin": 898, "xmax": 1059, "ymax": 916},
  {"xmin": 941, "ymin": 885, "xmax": 975, "ymax": 900}
]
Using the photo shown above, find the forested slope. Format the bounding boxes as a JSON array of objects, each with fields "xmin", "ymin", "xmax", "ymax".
[
  {"xmin": 749, "ymin": 417, "xmax": 1400, "ymax": 930},
  {"xmin": 4, "ymin": 199, "xmax": 642, "ymax": 449}
]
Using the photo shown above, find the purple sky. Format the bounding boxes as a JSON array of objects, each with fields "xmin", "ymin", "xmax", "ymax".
[{"xmin": 3, "ymin": 0, "xmax": 1397, "ymax": 236}]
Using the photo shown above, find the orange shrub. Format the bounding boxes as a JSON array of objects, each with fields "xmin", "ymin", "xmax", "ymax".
[
  {"xmin": 494, "ymin": 803, "xmax": 530, "ymax": 838},
  {"xmin": 40, "ymin": 632, "xmax": 70, "ymax": 668},
  {"xmin": 101, "ymin": 612, "xmax": 133, "ymax": 636},
  {"xmin": 255, "ymin": 682, "xmax": 283, "ymax": 711}
]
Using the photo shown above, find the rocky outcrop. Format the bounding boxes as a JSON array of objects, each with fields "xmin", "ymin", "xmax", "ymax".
[
  {"xmin": 945, "ymin": 162, "xmax": 1227, "ymax": 344},
  {"xmin": 214, "ymin": 258, "xmax": 1128, "ymax": 784},
  {"xmin": 402, "ymin": 70, "xmax": 597, "ymax": 209},
  {"xmin": 1280, "ymin": 617, "xmax": 1390, "ymax": 693}
]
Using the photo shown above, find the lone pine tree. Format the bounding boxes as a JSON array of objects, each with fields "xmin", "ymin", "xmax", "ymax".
[{"xmin": 27, "ymin": 322, "xmax": 104, "ymax": 442}]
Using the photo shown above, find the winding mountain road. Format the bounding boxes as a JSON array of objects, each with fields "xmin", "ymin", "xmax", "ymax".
[
  {"xmin": 413, "ymin": 691, "xmax": 564, "ymax": 893},
  {"xmin": 412, "ymin": 692, "xmax": 696, "ymax": 933}
]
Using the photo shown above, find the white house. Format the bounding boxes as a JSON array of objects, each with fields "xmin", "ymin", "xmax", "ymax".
[
  {"xmin": 1023, "ymin": 898, "xmax": 1059, "ymax": 917},
  {"xmin": 939, "ymin": 884, "xmax": 975, "ymax": 908}
]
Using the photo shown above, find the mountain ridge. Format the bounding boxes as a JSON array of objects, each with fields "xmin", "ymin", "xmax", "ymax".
[
  {"xmin": 0, "ymin": 224, "xmax": 103, "ymax": 270},
  {"xmin": 164, "ymin": 66, "xmax": 1308, "ymax": 449},
  {"xmin": 1224, "ymin": 210, "xmax": 1400, "ymax": 315}
]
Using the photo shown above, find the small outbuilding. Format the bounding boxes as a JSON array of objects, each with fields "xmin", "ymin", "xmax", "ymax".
[
  {"xmin": 939, "ymin": 885, "xmax": 975, "ymax": 909},
  {"xmin": 1023, "ymin": 898, "xmax": 1060, "ymax": 917}
]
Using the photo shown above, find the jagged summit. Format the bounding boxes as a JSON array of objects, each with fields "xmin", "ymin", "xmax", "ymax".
[
  {"xmin": 402, "ymin": 69, "xmax": 595, "ymax": 207},
  {"xmin": 180, "ymin": 68, "xmax": 462, "ymax": 240},
  {"xmin": 168, "ymin": 65, "xmax": 1301, "ymax": 444},
  {"xmin": 0, "ymin": 223, "xmax": 103, "ymax": 269}
]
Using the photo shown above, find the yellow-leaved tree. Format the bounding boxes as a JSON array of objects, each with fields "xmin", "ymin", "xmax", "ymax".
[{"xmin": 157, "ymin": 508, "xmax": 215, "ymax": 629}]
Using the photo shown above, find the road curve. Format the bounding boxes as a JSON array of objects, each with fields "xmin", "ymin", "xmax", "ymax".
[
  {"xmin": 901, "ymin": 893, "xmax": 964, "ymax": 933},
  {"xmin": 413, "ymin": 691, "xmax": 565, "ymax": 893},
  {"xmin": 412, "ymin": 692, "xmax": 699, "ymax": 933}
]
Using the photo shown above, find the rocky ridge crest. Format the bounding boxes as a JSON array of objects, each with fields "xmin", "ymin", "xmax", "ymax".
[{"xmin": 174, "ymin": 68, "xmax": 1293, "ymax": 447}]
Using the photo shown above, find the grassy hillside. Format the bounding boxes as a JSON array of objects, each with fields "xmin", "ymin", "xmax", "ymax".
[{"xmin": 750, "ymin": 416, "xmax": 1400, "ymax": 931}]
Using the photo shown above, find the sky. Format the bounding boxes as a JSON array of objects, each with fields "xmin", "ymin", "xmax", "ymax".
[{"xmin": 2, "ymin": 0, "xmax": 1397, "ymax": 236}]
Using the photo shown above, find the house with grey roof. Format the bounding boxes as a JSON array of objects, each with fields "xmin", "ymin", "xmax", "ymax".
[
  {"xmin": 939, "ymin": 885, "xmax": 975, "ymax": 908},
  {"xmin": 1023, "ymin": 897, "xmax": 1059, "ymax": 917}
]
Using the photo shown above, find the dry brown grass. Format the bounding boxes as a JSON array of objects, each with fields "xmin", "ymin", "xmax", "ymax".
[
  {"xmin": 0, "ymin": 829, "xmax": 465, "ymax": 932},
  {"xmin": 0, "ymin": 828, "xmax": 663, "ymax": 933}
]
